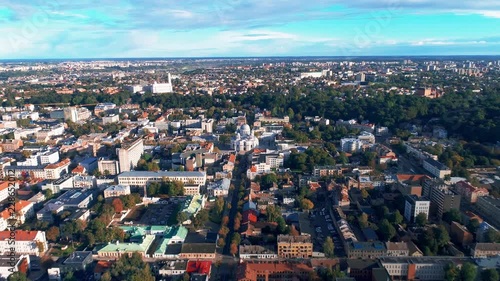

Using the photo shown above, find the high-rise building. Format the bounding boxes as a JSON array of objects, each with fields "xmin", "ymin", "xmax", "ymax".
[
  {"xmin": 429, "ymin": 184, "xmax": 461, "ymax": 219},
  {"xmin": 117, "ymin": 138, "xmax": 144, "ymax": 173},
  {"xmin": 404, "ymin": 195, "xmax": 430, "ymax": 223}
]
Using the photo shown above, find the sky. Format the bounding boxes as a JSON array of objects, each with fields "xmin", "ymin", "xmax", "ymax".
[{"xmin": 1, "ymin": 0, "xmax": 500, "ymax": 59}]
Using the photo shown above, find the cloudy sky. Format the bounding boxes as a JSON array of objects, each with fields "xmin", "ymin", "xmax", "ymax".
[{"xmin": 1, "ymin": 0, "xmax": 500, "ymax": 58}]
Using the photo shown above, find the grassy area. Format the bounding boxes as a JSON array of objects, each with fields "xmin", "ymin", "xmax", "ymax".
[{"xmin": 50, "ymin": 244, "xmax": 76, "ymax": 257}]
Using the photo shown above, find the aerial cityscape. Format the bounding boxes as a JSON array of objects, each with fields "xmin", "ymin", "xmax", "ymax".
[{"xmin": 1, "ymin": 1, "xmax": 500, "ymax": 281}]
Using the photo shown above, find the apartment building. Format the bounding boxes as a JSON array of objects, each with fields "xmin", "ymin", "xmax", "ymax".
[
  {"xmin": 385, "ymin": 242, "xmax": 410, "ymax": 257},
  {"xmin": 347, "ymin": 242, "xmax": 386, "ymax": 259},
  {"xmin": 277, "ymin": 235, "xmax": 313, "ymax": 258},
  {"xmin": 379, "ymin": 257, "xmax": 468, "ymax": 281},
  {"xmin": 450, "ymin": 222, "xmax": 474, "ymax": 246},
  {"xmin": 0, "ymin": 139, "xmax": 23, "ymax": 152},
  {"xmin": 0, "ymin": 230, "xmax": 47, "ymax": 256},
  {"xmin": 428, "ymin": 184, "xmax": 461, "ymax": 219},
  {"xmin": 239, "ymin": 245, "xmax": 278, "ymax": 260},
  {"xmin": 313, "ymin": 165, "xmax": 343, "ymax": 177},
  {"xmin": 454, "ymin": 181, "xmax": 489, "ymax": 203},
  {"xmin": 472, "ymin": 243, "xmax": 500, "ymax": 258},
  {"xmin": 117, "ymin": 138, "xmax": 144, "ymax": 173},
  {"xmin": 237, "ymin": 261, "xmax": 312, "ymax": 281},
  {"xmin": 117, "ymin": 171, "xmax": 206, "ymax": 187},
  {"xmin": 404, "ymin": 195, "xmax": 430, "ymax": 223}
]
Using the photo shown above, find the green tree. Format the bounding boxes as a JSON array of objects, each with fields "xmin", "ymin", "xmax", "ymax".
[
  {"xmin": 443, "ymin": 209, "xmax": 462, "ymax": 224},
  {"xmin": 300, "ymin": 198, "xmax": 314, "ymax": 210},
  {"xmin": 323, "ymin": 237, "xmax": 335, "ymax": 258},
  {"xmin": 416, "ymin": 213, "xmax": 428, "ymax": 227},
  {"xmin": 444, "ymin": 263, "xmax": 460, "ymax": 281},
  {"xmin": 466, "ymin": 219, "xmax": 480, "ymax": 233},
  {"xmin": 391, "ymin": 210, "xmax": 404, "ymax": 225},
  {"xmin": 482, "ymin": 269, "xmax": 500, "ymax": 281},
  {"xmin": 46, "ymin": 226, "xmax": 60, "ymax": 242},
  {"xmin": 7, "ymin": 272, "xmax": 28, "ymax": 281},
  {"xmin": 485, "ymin": 228, "xmax": 500, "ymax": 243},
  {"xmin": 460, "ymin": 262, "xmax": 477, "ymax": 281},
  {"xmin": 358, "ymin": 213, "xmax": 369, "ymax": 228},
  {"xmin": 378, "ymin": 219, "xmax": 396, "ymax": 241}
]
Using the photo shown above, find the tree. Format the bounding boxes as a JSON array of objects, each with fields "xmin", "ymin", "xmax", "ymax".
[
  {"xmin": 485, "ymin": 228, "xmax": 500, "ymax": 243},
  {"xmin": 112, "ymin": 198, "xmax": 124, "ymax": 213},
  {"xmin": 230, "ymin": 243, "xmax": 238, "ymax": 256},
  {"xmin": 7, "ymin": 272, "xmax": 28, "ymax": 281},
  {"xmin": 300, "ymin": 198, "xmax": 314, "ymax": 211},
  {"xmin": 276, "ymin": 216, "xmax": 288, "ymax": 234},
  {"xmin": 460, "ymin": 262, "xmax": 477, "ymax": 281},
  {"xmin": 482, "ymin": 269, "xmax": 500, "ymax": 281},
  {"xmin": 100, "ymin": 272, "xmax": 112, "ymax": 281},
  {"xmin": 466, "ymin": 219, "xmax": 480, "ymax": 233},
  {"xmin": 434, "ymin": 225, "xmax": 450, "ymax": 248},
  {"xmin": 176, "ymin": 212, "xmax": 188, "ymax": 224},
  {"xmin": 444, "ymin": 263, "xmax": 460, "ymax": 281},
  {"xmin": 443, "ymin": 209, "xmax": 462, "ymax": 224},
  {"xmin": 391, "ymin": 210, "xmax": 404, "ymax": 225},
  {"xmin": 233, "ymin": 217, "xmax": 241, "ymax": 231},
  {"xmin": 378, "ymin": 219, "xmax": 396, "ymax": 241},
  {"xmin": 109, "ymin": 252, "xmax": 155, "ymax": 281},
  {"xmin": 46, "ymin": 226, "xmax": 60, "ymax": 242},
  {"xmin": 217, "ymin": 238, "xmax": 226, "ymax": 248},
  {"xmin": 323, "ymin": 237, "xmax": 335, "ymax": 258},
  {"xmin": 358, "ymin": 213, "xmax": 369, "ymax": 228},
  {"xmin": 360, "ymin": 188, "xmax": 369, "ymax": 200},
  {"xmin": 415, "ymin": 213, "xmax": 428, "ymax": 227}
]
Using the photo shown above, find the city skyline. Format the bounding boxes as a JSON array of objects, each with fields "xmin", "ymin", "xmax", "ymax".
[{"xmin": 2, "ymin": 0, "xmax": 500, "ymax": 59}]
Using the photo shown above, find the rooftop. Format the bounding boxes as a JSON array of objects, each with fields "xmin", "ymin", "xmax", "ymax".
[
  {"xmin": 277, "ymin": 235, "xmax": 312, "ymax": 244},
  {"xmin": 63, "ymin": 251, "xmax": 92, "ymax": 264},
  {"xmin": 180, "ymin": 243, "xmax": 216, "ymax": 254},
  {"xmin": 118, "ymin": 170, "xmax": 206, "ymax": 178}
]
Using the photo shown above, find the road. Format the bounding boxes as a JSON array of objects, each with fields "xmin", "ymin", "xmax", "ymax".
[{"xmin": 222, "ymin": 154, "xmax": 247, "ymax": 255}]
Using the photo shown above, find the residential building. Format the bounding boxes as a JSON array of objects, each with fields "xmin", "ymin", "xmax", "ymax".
[
  {"xmin": 117, "ymin": 138, "xmax": 144, "ymax": 173},
  {"xmin": 98, "ymin": 158, "xmax": 120, "ymax": 175},
  {"xmin": 346, "ymin": 259, "xmax": 379, "ymax": 281},
  {"xmin": 450, "ymin": 222, "xmax": 474, "ymax": 246},
  {"xmin": 117, "ymin": 171, "xmax": 206, "ymax": 186},
  {"xmin": 0, "ymin": 139, "xmax": 23, "ymax": 152},
  {"xmin": 159, "ymin": 260, "xmax": 187, "ymax": 277},
  {"xmin": 472, "ymin": 243, "xmax": 500, "ymax": 258},
  {"xmin": 313, "ymin": 166, "xmax": 343, "ymax": 177},
  {"xmin": 277, "ymin": 235, "xmax": 313, "ymax": 258},
  {"xmin": 379, "ymin": 257, "xmax": 468, "ymax": 281},
  {"xmin": 44, "ymin": 158, "xmax": 71, "ymax": 180},
  {"xmin": 178, "ymin": 243, "xmax": 216, "ymax": 259},
  {"xmin": 207, "ymin": 178, "xmax": 230, "ymax": 197},
  {"xmin": 454, "ymin": 181, "xmax": 489, "ymax": 203},
  {"xmin": 0, "ymin": 200, "xmax": 34, "ymax": 227},
  {"xmin": 340, "ymin": 138, "xmax": 364, "ymax": 153},
  {"xmin": 236, "ymin": 261, "xmax": 312, "ymax": 281},
  {"xmin": 63, "ymin": 107, "xmax": 91, "ymax": 122},
  {"xmin": 347, "ymin": 242, "xmax": 387, "ymax": 259},
  {"xmin": 428, "ymin": 183, "xmax": 461, "ymax": 219},
  {"xmin": 239, "ymin": 245, "xmax": 278, "ymax": 260},
  {"xmin": 475, "ymin": 196, "xmax": 500, "ymax": 229},
  {"xmin": 385, "ymin": 242, "xmax": 410, "ymax": 257},
  {"xmin": 396, "ymin": 174, "xmax": 430, "ymax": 196},
  {"xmin": 102, "ymin": 114, "xmax": 119, "ymax": 124},
  {"xmin": 103, "ymin": 185, "xmax": 131, "ymax": 198},
  {"xmin": 404, "ymin": 195, "xmax": 430, "ymax": 223},
  {"xmin": 61, "ymin": 251, "xmax": 93, "ymax": 273},
  {"xmin": 0, "ymin": 255, "xmax": 30, "ymax": 280},
  {"xmin": 423, "ymin": 158, "xmax": 451, "ymax": 179},
  {"xmin": 0, "ymin": 230, "xmax": 47, "ymax": 256}
]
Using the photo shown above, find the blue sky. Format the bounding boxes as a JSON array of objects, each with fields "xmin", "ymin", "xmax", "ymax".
[{"xmin": 1, "ymin": 0, "xmax": 500, "ymax": 58}]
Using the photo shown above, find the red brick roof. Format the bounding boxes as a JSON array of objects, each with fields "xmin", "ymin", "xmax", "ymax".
[
  {"xmin": 45, "ymin": 158, "xmax": 70, "ymax": 169},
  {"xmin": 71, "ymin": 165, "xmax": 86, "ymax": 174}
]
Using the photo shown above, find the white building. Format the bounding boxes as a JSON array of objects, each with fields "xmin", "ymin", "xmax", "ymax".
[
  {"xmin": 404, "ymin": 195, "xmax": 430, "ymax": 223},
  {"xmin": 340, "ymin": 138, "xmax": 363, "ymax": 153},
  {"xmin": 379, "ymin": 257, "xmax": 466, "ymax": 281},
  {"xmin": 231, "ymin": 124, "xmax": 259, "ymax": 152},
  {"xmin": 104, "ymin": 185, "xmax": 131, "ymax": 198},
  {"xmin": 423, "ymin": 158, "xmax": 451, "ymax": 179},
  {"xmin": 98, "ymin": 158, "xmax": 120, "ymax": 175},
  {"xmin": 0, "ymin": 230, "xmax": 47, "ymax": 256},
  {"xmin": 117, "ymin": 138, "xmax": 144, "ymax": 173},
  {"xmin": 102, "ymin": 114, "xmax": 120, "ymax": 124},
  {"xmin": 149, "ymin": 74, "xmax": 173, "ymax": 93},
  {"xmin": 0, "ymin": 255, "xmax": 30, "ymax": 280}
]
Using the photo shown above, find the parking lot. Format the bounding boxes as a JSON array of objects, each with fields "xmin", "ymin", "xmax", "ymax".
[{"xmin": 309, "ymin": 196, "xmax": 346, "ymax": 257}]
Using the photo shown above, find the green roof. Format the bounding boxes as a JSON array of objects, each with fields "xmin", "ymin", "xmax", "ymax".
[
  {"xmin": 182, "ymin": 195, "xmax": 203, "ymax": 215},
  {"xmin": 155, "ymin": 237, "xmax": 171, "ymax": 254},
  {"xmin": 165, "ymin": 226, "xmax": 188, "ymax": 240},
  {"xmin": 97, "ymin": 235, "xmax": 155, "ymax": 254}
]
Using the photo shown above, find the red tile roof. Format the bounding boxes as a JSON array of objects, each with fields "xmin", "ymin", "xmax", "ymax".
[
  {"xmin": 186, "ymin": 261, "xmax": 211, "ymax": 275},
  {"xmin": 45, "ymin": 158, "xmax": 71, "ymax": 169},
  {"xmin": 71, "ymin": 165, "xmax": 85, "ymax": 174},
  {"xmin": 0, "ymin": 230, "xmax": 40, "ymax": 241}
]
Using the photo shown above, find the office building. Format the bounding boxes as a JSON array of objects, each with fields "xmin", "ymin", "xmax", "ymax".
[
  {"xmin": 98, "ymin": 158, "xmax": 120, "ymax": 175},
  {"xmin": 117, "ymin": 138, "xmax": 144, "ymax": 173},
  {"xmin": 423, "ymin": 158, "xmax": 451, "ymax": 179},
  {"xmin": 277, "ymin": 235, "xmax": 313, "ymax": 258},
  {"xmin": 404, "ymin": 195, "xmax": 430, "ymax": 223},
  {"xmin": 475, "ymin": 196, "xmax": 500, "ymax": 229}
]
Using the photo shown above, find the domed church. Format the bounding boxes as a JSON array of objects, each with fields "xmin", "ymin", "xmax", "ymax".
[{"xmin": 231, "ymin": 124, "xmax": 259, "ymax": 152}]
